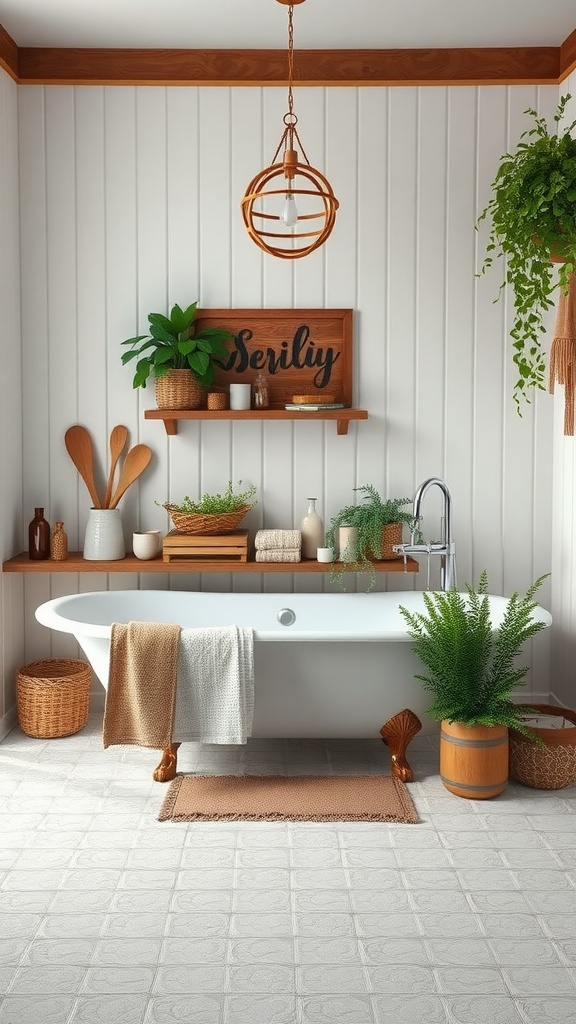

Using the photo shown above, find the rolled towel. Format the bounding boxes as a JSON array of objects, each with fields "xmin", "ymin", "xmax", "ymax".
[
  {"xmin": 255, "ymin": 529, "xmax": 302, "ymax": 551},
  {"xmin": 255, "ymin": 547, "xmax": 301, "ymax": 563}
]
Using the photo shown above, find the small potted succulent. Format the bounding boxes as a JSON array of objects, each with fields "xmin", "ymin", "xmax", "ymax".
[
  {"xmin": 476, "ymin": 94, "xmax": 576, "ymax": 412},
  {"xmin": 121, "ymin": 301, "xmax": 233, "ymax": 410},
  {"xmin": 326, "ymin": 484, "xmax": 419, "ymax": 590}
]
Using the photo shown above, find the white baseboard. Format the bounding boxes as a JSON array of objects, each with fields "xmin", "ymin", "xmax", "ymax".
[{"xmin": 0, "ymin": 706, "xmax": 18, "ymax": 741}]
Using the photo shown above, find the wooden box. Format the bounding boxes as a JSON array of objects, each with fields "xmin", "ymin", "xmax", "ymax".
[{"xmin": 162, "ymin": 529, "xmax": 249, "ymax": 563}]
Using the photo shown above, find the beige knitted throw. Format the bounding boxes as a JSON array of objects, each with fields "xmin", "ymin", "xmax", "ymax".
[
  {"xmin": 549, "ymin": 270, "xmax": 576, "ymax": 435},
  {"xmin": 103, "ymin": 621, "xmax": 180, "ymax": 749}
]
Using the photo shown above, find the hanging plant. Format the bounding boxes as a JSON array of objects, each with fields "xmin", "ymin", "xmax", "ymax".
[{"xmin": 476, "ymin": 94, "xmax": 576, "ymax": 412}]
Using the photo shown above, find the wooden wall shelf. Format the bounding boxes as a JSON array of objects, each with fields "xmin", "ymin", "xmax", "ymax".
[
  {"xmin": 2, "ymin": 552, "xmax": 418, "ymax": 575},
  {"xmin": 144, "ymin": 408, "xmax": 368, "ymax": 436}
]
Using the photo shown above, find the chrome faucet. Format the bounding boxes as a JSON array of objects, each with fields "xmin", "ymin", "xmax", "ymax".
[{"xmin": 393, "ymin": 476, "xmax": 457, "ymax": 591}]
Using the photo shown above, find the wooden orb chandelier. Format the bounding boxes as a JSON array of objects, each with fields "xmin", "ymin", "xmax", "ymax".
[{"xmin": 241, "ymin": 0, "xmax": 339, "ymax": 260}]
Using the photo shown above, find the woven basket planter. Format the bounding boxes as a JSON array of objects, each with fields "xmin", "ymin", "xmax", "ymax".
[
  {"xmin": 163, "ymin": 504, "xmax": 252, "ymax": 535},
  {"xmin": 154, "ymin": 369, "xmax": 205, "ymax": 410},
  {"xmin": 369, "ymin": 522, "xmax": 404, "ymax": 560},
  {"xmin": 509, "ymin": 704, "xmax": 576, "ymax": 789},
  {"xmin": 17, "ymin": 658, "xmax": 92, "ymax": 739}
]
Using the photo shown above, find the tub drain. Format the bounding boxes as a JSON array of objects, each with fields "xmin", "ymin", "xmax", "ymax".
[{"xmin": 277, "ymin": 608, "xmax": 296, "ymax": 626}]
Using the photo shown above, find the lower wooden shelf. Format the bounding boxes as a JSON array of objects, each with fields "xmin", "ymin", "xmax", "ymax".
[{"xmin": 2, "ymin": 552, "xmax": 419, "ymax": 575}]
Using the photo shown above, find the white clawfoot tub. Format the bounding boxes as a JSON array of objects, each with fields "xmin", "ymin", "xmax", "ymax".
[{"xmin": 35, "ymin": 588, "xmax": 552, "ymax": 739}]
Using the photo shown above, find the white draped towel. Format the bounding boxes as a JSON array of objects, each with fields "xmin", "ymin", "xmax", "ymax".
[{"xmin": 172, "ymin": 626, "xmax": 254, "ymax": 744}]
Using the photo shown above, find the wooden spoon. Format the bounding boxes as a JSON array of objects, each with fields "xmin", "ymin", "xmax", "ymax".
[
  {"xmin": 64, "ymin": 425, "xmax": 102, "ymax": 508},
  {"xmin": 109, "ymin": 444, "xmax": 152, "ymax": 509},
  {"xmin": 103, "ymin": 425, "xmax": 128, "ymax": 508}
]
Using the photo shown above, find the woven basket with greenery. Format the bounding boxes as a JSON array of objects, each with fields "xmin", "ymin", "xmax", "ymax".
[
  {"xmin": 154, "ymin": 369, "xmax": 204, "ymax": 410},
  {"xmin": 163, "ymin": 504, "xmax": 252, "ymax": 535}
]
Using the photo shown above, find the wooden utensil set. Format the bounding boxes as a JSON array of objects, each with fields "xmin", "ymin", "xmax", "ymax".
[{"xmin": 64, "ymin": 424, "xmax": 152, "ymax": 509}]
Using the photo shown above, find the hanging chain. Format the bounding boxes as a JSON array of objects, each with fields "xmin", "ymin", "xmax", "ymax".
[{"xmin": 286, "ymin": 4, "xmax": 295, "ymax": 123}]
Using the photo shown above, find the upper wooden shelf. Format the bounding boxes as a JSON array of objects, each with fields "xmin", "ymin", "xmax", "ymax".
[
  {"xmin": 144, "ymin": 408, "xmax": 368, "ymax": 436},
  {"xmin": 2, "ymin": 552, "xmax": 418, "ymax": 575}
]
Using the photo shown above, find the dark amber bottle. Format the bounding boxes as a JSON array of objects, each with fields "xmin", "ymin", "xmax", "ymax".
[{"xmin": 28, "ymin": 507, "xmax": 51, "ymax": 560}]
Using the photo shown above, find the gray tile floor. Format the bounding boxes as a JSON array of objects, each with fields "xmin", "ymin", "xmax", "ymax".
[{"xmin": 1, "ymin": 714, "xmax": 575, "ymax": 1024}]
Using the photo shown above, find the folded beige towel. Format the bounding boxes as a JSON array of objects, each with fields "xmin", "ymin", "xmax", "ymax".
[
  {"xmin": 255, "ymin": 548, "xmax": 301, "ymax": 563},
  {"xmin": 103, "ymin": 620, "xmax": 180, "ymax": 749},
  {"xmin": 255, "ymin": 529, "xmax": 301, "ymax": 551}
]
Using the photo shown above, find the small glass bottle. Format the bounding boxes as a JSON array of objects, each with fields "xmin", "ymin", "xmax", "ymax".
[
  {"xmin": 252, "ymin": 373, "xmax": 270, "ymax": 409},
  {"xmin": 28, "ymin": 507, "xmax": 51, "ymax": 560},
  {"xmin": 50, "ymin": 521, "xmax": 68, "ymax": 561},
  {"xmin": 300, "ymin": 497, "xmax": 324, "ymax": 560}
]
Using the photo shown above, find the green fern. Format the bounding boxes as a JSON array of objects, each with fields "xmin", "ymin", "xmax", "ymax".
[
  {"xmin": 399, "ymin": 571, "xmax": 550, "ymax": 737},
  {"xmin": 326, "ymin": 485, "xmax": 420, "ymax": 591}
]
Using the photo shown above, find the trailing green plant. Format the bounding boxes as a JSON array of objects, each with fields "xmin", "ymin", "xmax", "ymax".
[
  {"xmin": 399, "ymin": 571, "xmax": 550, "ymax": 737},
  {"xmin": 121, "ymin": 301, "xmax": 233, "ymax": 390},
  {"xmin": 160, "ymin": 480, "xmax": 257, "ymax": 516},
  {"xmin": 476, "ymin": 94, "xmax": 576, "ymax": 412},
  {"xmin": 326, "ymin": 484, "xmax": 420, "ymax": 591}
]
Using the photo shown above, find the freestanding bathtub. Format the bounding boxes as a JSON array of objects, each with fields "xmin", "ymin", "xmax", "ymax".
[{"xmin": 34, "ymin": 588, "xmax": 553, "ymax": 742}]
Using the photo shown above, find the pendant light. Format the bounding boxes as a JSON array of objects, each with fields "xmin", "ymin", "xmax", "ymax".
[{"xmin": 241, "ymin": 0, "xmax": 339, "ymax": 259}]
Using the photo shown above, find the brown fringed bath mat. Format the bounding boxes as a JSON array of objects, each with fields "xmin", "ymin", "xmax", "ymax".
[{"xmin": 158, "ymin": 774, "xmax": 419, "ymax": 823}]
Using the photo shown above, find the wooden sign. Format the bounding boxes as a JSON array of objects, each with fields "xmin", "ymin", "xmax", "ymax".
[{"xmin": 196, "ymin": 308, "xmax": 354, "ymax": 409}]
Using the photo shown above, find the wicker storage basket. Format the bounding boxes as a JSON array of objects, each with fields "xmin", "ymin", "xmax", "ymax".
[
  {"xmin": 154, "ymin": 369, "xmax": 205, "ymax": 410},
  {"xmin": 509, "ymin": 703, "xmax": 576, "ymax": 789},
  {"xmin": 368, "ymin": 522, "xmax": 404, "ymax": 560},
  {"xmin": 163, "ymin": 504, "xmax": 251, "ymax": 535},
  {"xmin": 207, "ymin": 391, "xmax": 227, "ymax": 410},
  {"xmin": 17, "ymin": 658, "xmax": 92, "ymax": 739}
]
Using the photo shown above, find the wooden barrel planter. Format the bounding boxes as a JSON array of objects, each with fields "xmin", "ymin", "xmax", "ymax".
[
  {"xmin": 440, "ymin": 720, "xmax": 508, "ymax": 799},
  {"xmin": 509, "ymin": 704, "xmax": 576, "ymax": 789}
]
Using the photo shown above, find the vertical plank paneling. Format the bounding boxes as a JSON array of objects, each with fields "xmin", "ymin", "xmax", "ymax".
[
  {"xmin": 550, "ymin": 75, "xmax": 576, "ymax": 706},
  {"xmin": 0, "ymin": 69, "xmax": 22, "ymax": 730},
  {"xmin": 5, "ymin": 78, "xmax": 568, "ymax": 735}
]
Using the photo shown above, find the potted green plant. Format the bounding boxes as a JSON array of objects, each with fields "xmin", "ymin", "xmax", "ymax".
[
  {"xmin": 160, "ymin": 480, "xmax": 257, "ymax": 535},
  {"xmin": 399, "ymin": 571, "xmax": 550, "ymax": 799},
  {"xmin": 121, "ymin": 301, "xmax": 233, "ymax": 410},
  {"xmin": 476, "ymin": 94, "xmax": 576, "ymax": 412},
  {"xmin": 326, "ymin": 484, "xmax": 420, "ymax": 590}
]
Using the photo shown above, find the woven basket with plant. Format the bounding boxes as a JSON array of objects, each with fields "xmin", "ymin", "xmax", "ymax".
[{"xmin": 161, "ymin": 481, "xmax": 257, "ymax": 535}]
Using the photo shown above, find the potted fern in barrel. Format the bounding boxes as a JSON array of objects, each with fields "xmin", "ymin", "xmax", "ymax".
[{"xmin": 399, "ymin": 572, "xmax": 551, "ymax": 799}]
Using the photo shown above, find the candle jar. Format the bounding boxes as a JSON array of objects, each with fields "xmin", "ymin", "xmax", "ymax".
[
  {"xmin": 338, "ymin": 525, "xmax": 359, "ymax": 562},
  {"xmin": 252, "ymin": 373, "xmax": 270, "ymax": 408}
]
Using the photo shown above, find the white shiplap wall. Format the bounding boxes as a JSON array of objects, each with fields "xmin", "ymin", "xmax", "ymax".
[
  {"xmin": 551, "ymin": 77, "xmax": 576, "ymax": 709},
  {"xmin": 3, "ymin": 78, "xmax": 564, "ymax": 728},
  {"xmin": 0, "ymin": 68, "xmax": 23, "ymax": 737}
]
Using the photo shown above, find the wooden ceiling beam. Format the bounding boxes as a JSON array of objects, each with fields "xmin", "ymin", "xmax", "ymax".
[
  {"xmin": 15, "ymin": 45, "xmax": 561, "ymax": 86},
  {"xmin": 560, "ymin": 26, "xmax": 576, "ymax": 80}
]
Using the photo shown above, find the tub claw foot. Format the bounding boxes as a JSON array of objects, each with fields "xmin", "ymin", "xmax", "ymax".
[
  {"xmin": 379, "ymin": 709, "xmax": 422, "ymax": 782},
  {"xmin": 153, "ymin": 743, "xmax": 180, "ymax": 783}
]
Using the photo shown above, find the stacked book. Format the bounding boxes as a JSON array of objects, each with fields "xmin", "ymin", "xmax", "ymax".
[{"xmin": 285, "ymin": 394, "xmax": 345, "ymax": 411}]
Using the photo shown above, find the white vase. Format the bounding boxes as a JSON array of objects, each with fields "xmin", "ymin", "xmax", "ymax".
[
  {"xmin": 338, "ymin": 524, "xmax": 358, "ymax": 562},
  {"xmin": 300, "ymin": 498, "xmax": 324, "ymax": 560},
  {"xmin": 83, "ymin": 508, "xmax": 125, "ymax": 561}
]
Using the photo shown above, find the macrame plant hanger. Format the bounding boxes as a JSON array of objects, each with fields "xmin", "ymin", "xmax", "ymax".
[{"xmin": 549, "ymin": 270, "xmax": 576, "ymax": 435}]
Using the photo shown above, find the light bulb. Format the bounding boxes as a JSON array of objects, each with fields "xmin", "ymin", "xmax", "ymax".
[{"xmin": 280, "ymin": 191, "xmax": 298, "ymax": 227}]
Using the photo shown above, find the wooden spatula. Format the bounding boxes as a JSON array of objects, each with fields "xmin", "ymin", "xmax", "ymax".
[
  {"xmin": 109, "ymin": 444, "xmax": 152, "ymax": 509},
  {"xmin": 64, "ymin": 425, "xmax": 102, "ymax": 508},
  {"xmin": 103, "ymin": 425, "xmax": 128, "ymax": 508}
]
